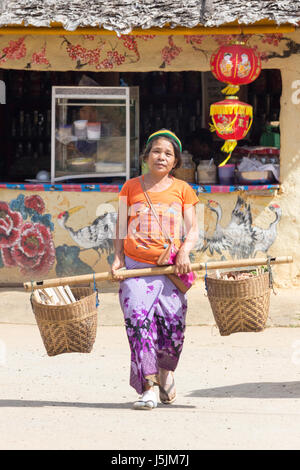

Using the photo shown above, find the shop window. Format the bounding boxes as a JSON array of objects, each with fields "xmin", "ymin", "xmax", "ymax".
[
  {"xmin": 0, "ymin": 69, "xmax": 281, "ymax": 191},
  {"xmin": 121, "ymin": 70, "xmax": 281, "ymax": 189},
  {"xmin": 0, "ymin": 70, "xmax": 79, "ymax": 182},
  {"xmin": 231, "ymin": 69, "xmax": 281, "ymax": 188}
]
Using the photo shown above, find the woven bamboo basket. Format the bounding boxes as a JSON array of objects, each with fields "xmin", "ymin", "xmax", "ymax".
[
  {"xmin": 205, "ymin": 272, "xmax": 271, "ymax": 336},
  {"xmin": 31, "ymin": 287, "xmax": 98, "ymax": 356}
]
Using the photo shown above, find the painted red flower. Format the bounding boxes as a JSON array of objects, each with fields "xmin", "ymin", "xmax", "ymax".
[
  {"xmin": 184, "ymin": 35, "xmax": 205, "ymax": 45},
  {"xmin": 24, "ymin": 195, "xmax": 45, "ymax": 214},
  {"xmin": 161, "ymin": 36, "xmax": 182, "ymax": 66},
  {"xmin": 261, "ymin": 34, "xmax": 283, "ymax": 47},
  {"xmin": 0, "ymin": 202, "xmax": 23, "ymax": 248},
  {"xmin": 31, "ymin": 45, "xmax": 50, "ymax": 66},
  {"xmin": 2, "ymin": 222, "xmax": 55, "ymax": 275},
  {"xmin": 1, "ymin": 37, "xmax": 26, "ymax": 63}
]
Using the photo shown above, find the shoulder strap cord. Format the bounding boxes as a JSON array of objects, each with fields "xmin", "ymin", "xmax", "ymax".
[{"xmin": 139, "ymin": 175, "xmax": 172, "ymax": 244}]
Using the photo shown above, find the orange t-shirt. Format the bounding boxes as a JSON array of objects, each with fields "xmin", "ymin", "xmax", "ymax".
[{"xmin": 118, "ymin": 176, "xmax": 199, "ymax": 264}]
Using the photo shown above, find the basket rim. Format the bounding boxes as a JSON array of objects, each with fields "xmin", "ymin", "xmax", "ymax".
[
  {"xmin": 31, "ymin": 287, "xmax": 97, "ymax": 309},
  {"xmin": 206, "ymin": 271, "xmax": 269, "ymax": 285}
]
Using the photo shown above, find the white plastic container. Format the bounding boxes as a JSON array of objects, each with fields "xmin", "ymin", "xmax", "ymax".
[
  {"xmin": 74, "ymin": 120, "xmax": 88, "ymax": 139},
  {"xmin": 87, "ymin": 122, "xmax": 101, "ymax": 140},
  {"xmin": 197, "ymin": 159, "xmax": 217, "ymax": 184}
]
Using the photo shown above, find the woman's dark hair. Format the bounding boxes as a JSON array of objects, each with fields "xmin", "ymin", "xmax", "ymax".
[{"xmin": 140, "ymin": 135, "xmax": 182, "ymax": 170}]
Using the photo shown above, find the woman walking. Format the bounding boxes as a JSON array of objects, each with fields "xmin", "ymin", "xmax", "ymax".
[{"xmin": 111, "ymin": 129, "xmax": 199, "ymax": 410}]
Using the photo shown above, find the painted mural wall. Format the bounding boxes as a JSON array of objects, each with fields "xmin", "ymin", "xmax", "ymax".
[
  {"xmin": 0, "ymin": 187, "xmax": 286, "ymax": 286},
  {"xmin": 0, "ymin": 189, "xmax": 121, "ymax": 283}
]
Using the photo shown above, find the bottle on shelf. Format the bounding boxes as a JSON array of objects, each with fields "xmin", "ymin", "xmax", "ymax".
[
  {"xmin": 19, "ymin": 110, "xmax": 24, "ymax": 138},
  {"xmin": 15, "ymin": 142, "xmax": 24, "ymax": 160},
  {"xmin": 25, "ymin": 141, "xmax": 33, "ymax": 159},
  {"xmin": 173, "ymin": 150, "xmax": 195, "ymax": 183},
  {"xmin": 11, "ymin": 117, "xmax": 17, "ymax": 138},
  {"xmin": 197, "ymin": 158, "xmax": 217, "ymax": 185},
  {"xmin": 38, "ymin": 141, "xmax": 44, "ymax": 158},
  {"xmin": 32, "ymin": 110, "xmax": 38, "ymax": 138},
  {"xmin": 24, "ymin": 113, "xmax": 32, "ymax": 138},
  {"xmin": 37, "ymin": 112, "xmax": 45, "ymax": 137},
  {"xmin": 46, "ymin": 110, "xmax": 51, "ymax": 137}
]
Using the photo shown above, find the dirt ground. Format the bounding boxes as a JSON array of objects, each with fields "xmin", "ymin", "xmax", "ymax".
[
  {"xmin": 0, "ymin": 283, "xmax": 300, "ymax": 327},
  {"xmin": 1, "ymin": 284, "xmax": 300, "ymax": 450}
]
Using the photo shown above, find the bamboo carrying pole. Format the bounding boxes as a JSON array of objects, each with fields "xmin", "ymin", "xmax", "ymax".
[{"xmin": 23, "ymin": 256, "xmax": 293, "ymax": 291}]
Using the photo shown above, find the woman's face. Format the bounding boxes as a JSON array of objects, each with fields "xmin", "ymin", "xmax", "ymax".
[{"xmin": 146, "ymin": 137, "xmax": 177, "ymax": 177}]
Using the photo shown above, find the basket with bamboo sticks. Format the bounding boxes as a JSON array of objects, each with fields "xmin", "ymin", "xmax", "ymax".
[
  {"xmin": 31, "ymin": 286, "xmax": 98, "ymax": 356},
  {"xmin": 25, "ymin": 256, "xmax": 293, "ymax": 351},
  {"xmin": 205, "ymin": 265, "xmax": 272, "ymax": 336}
]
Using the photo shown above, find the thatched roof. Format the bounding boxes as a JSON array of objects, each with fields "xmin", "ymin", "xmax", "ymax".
[
  {"xmin": 203, "ymin": 0, "xmax": 300, "ymax": 27},
  {"xmin": 0, "ymin": 0, "xmax": 299, "ymax": 34}
]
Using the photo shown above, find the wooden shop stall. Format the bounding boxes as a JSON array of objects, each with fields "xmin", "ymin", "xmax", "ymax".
[{"xmin": 0, "ymin": 1, "xmax": 298, "ymax": 287}]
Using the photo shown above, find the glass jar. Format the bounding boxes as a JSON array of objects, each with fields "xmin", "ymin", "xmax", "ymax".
[
  {"xmin": 197, "ymin": 159, "xmax": 217, "ymax": 184},
  {"xmin": 174, "ymin": 150, "xmax": 195, "ymax": 182}
]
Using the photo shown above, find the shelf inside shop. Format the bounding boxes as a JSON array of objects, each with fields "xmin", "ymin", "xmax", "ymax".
[
  {"xmin": 191, "ymin": 183, "xmax": 280, "ymax": 194},
  {"xmin": 0, "ymin": 181, "xmax": 280, "ymax": 194}
]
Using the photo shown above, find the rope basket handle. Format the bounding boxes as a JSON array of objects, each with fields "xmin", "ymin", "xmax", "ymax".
[
  {"xmin": 267, "ymin": 256, "xmax": 277, "ymax": 295},
  {"xmin": 93, "ymin": 272, "xmax": 100, "ymax": 307}
]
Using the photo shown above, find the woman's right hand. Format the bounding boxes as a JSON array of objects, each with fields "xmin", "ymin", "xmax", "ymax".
[{"xmin": 111, "ymin": 254, "xmax": 126, "ymax": 281}]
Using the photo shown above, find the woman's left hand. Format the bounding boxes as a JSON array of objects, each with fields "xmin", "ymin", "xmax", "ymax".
[{"xmin": 174, "ymin": 247, "xmax": 191, "ymax": 275}]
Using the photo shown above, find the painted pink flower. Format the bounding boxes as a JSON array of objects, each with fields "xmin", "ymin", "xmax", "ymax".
[
  {"xmin": 184, "ymin": 35, "xmax": 205, "ymax": 45},
  {"xmin": 261, "ymin": 34, "xmax": 283, "ymax": 47},
  {"xmin": 97, "ymin": 50, "xmax": 125, "ymax": 70},
  {"xmin": 161, "ymin": 36, "xmax": 182, "ymax": 66},
  {"xmin": 0, "ymin": 202, "xmax": 23, "ymax": 248},
  {"xmin": 213, "ymin": 34, "xmax": 234, "ymax": 46},
  {"xmin": 2, "ymin": 222, "xmax": 55, "ymax": 275},
  {"xmin": 24, "ymin": 195, "xmax": 45, "ymax": 214},
  {"xmin": 31, "ymin": 45, "xmax": 50, "ymax": 66},
  {"xmin": 1, "ymin": 37, "xmax": 26, "ymax": 63},
  {"xmin": 66, "ymin": 43, "xmax": 103, "ymax": 66},
  {"xmin": 1, "ymin": 246, "xmax": 15, "ymax": 267},
  {"xmin": 119, "ymin": 35, "xmax": 140, "ymax": 60}
]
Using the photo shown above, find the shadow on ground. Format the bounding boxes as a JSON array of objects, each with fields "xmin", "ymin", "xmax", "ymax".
[
  {"xmin": 187, "ymin": 381, "xmax": 300, "ymax": 399},
  {"xmin": 0, "ymin": 399, "xmax": 195, "ymax": 409}
]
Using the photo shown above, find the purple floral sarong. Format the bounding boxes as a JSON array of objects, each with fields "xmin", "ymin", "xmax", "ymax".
[{"xmin": 119, "ymin": 255, "xmax": 188, "ymax": 395}]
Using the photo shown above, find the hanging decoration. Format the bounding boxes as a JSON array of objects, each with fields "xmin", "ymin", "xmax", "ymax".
[
  {"xmin": 209, "ymin": 96, "xmax": 253, "ymax": 166},
  {"xmin": 210, "ymin": 42, "xmax": 262, "ymax": 96}
]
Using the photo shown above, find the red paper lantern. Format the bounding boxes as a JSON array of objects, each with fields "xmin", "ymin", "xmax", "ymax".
[
  {"xmin": 210, "ymin": 97, "xmax": 253, "ymax": 165},
  {"xmin": 210, "ymin": 42, "xmax": 261, "ymax": 95}
]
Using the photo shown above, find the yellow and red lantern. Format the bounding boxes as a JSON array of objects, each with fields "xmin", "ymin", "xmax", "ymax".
[
  {"xmin": 210, "ymin": 42, "xmax": 261, "ymax": 95},
  {"xmin": 210, "ymin": 97, "xmax": 253, "ymax": 165}
]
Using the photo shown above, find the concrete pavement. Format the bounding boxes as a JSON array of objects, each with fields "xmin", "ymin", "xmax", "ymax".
[
  {"xmin": 1, "ymin": 282, "xmax": 300, "ymax": 327},
  {"xmin": 1, "ymin": 324, "xmax": 300, "ymax": 450},
  {"xmin": 1, "ymin": 283, "xmax": 300, "ymax": 450}
]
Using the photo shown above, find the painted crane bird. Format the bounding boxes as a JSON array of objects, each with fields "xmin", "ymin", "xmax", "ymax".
[
  {"xmin": 57, "ymin": 206, "xmax": 117, "ymax": 263},
  {"xmin": 201, "ymin": 197, "xmax": 256, "ymax": 259},
  {"xmin": 250, "ymin": 203, "xmax": 282, "ymax": 257},
  {"xmin": 199, "ymin": 197, "xmax": 281, "ymax": 259}
]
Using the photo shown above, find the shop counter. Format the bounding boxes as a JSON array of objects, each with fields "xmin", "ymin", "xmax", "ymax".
[{"xmin": 0, "ymin": 182, "xmax": 280, "ymax": 193}]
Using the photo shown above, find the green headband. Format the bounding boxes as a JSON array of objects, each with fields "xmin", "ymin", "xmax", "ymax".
[{"xmin": 146, "ymin": 129, "xmax": 182, "ymax": 152}]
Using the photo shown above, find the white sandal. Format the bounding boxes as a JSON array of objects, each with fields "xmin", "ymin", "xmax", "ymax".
[{"xmin": 133, "ymin": 389, "xmax": 157, "ymax": 410}]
